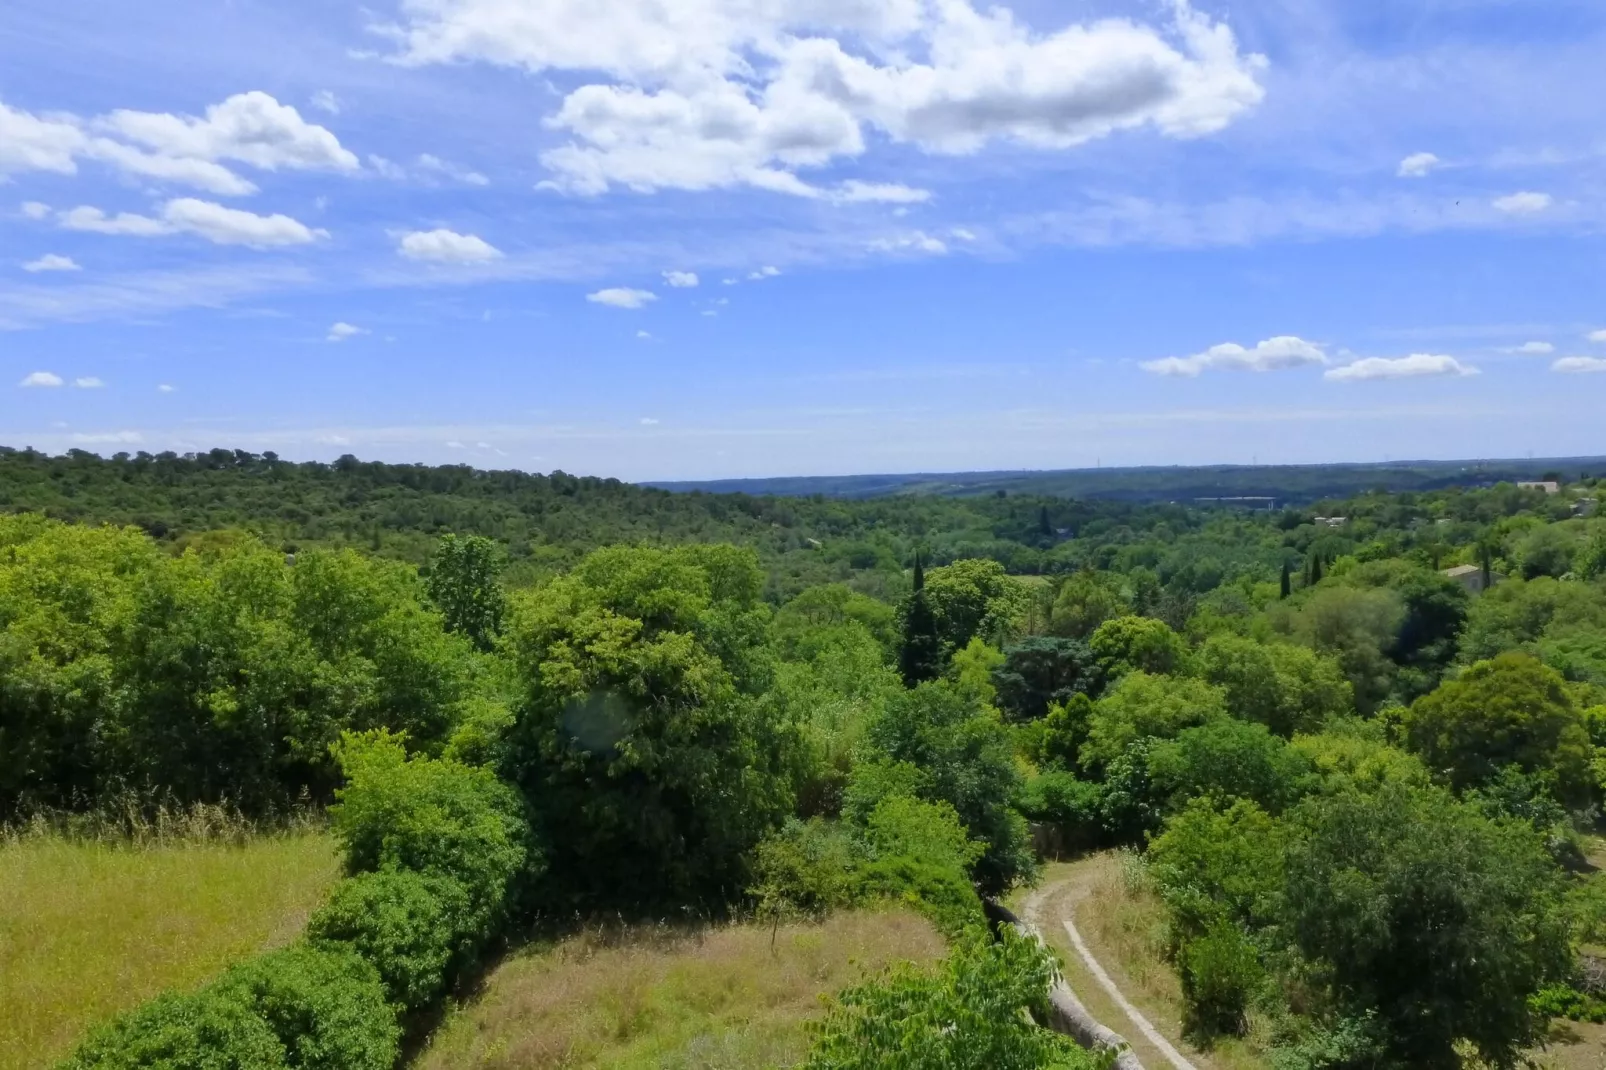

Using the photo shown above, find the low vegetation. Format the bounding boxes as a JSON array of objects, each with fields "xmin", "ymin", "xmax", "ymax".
[
  {"xmin": 0, "ymin": 828, "xmax": 339, "ymax": 1069},
  {"xmin": 417, "ymin": 909, "xmax": 945, "ymax": 1069}
]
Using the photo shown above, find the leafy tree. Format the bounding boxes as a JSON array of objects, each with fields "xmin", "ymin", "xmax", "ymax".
[
  {"xmin": 1517, "ymin": 524, "xmax": 1577, "ymax": 579},
  {"xmin": 503, "ymin": 544, "xmax": 795, "ymax": 909},
  {"xmin": 775, "ymin": 583, "xmax": 897, "ymax": 660},
  {"xmin": 1278, "ymin": 586, "xmax": 1404, "ymax": 713},
  {"xmin": 848, "ymin": 682, "xmax": 1035, "ymax": 896},
  {"xmin": 1283, "ymin": 783, "xmax": 1571, "ymax": 1068},
  {"xmin": 1088, "ymin": 616, "xmax": 1190, "ymax": 679},
  {"xmin": 922, "ymin": 558, "xmax": 1033, "ymax": 653},
  {"xmin": 424, "ymin": 533, "xmax": 505, "ymax": 651},
  {"xmin": 1148, "ymin": 719, "xmax": 1312, "ymax": 815},
  {"xmin": 1403, "ymin": 652, "xmax": 1594, "ymax": 806},
  {"xmin": 1196, "ymin": 635, "xmax": 1352, "ymax": 737},
  {"xmin": 1049, "ymin": 570, "xmax": 1126, "ymax": 640},
  {"xmin": 991, "ymin": 636, "xmax": 1100, "ymax": 723},
  {"xmin": 1032, "ymin": 693, "xmax": 1094, "ymax": 769},
  {"xmin": 949, "ymin": 637, "xmax": 1005, "ymax": 706},
  {"xmin": 1081, "ymin": 672, "xmax": 1229, "ymax": 770},
  {"xmin": 1149, "ymin": 797, "xmax": 1290, "ymax": 943}
]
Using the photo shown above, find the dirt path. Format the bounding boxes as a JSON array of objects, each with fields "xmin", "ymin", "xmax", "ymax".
[{"xmin": 1016, "ymin": 857, "xmax": 1218, "ymax": 1070}]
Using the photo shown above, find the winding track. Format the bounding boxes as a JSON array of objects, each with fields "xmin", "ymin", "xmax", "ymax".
[{"xmin": 1018, "ymin": 867, "xmax": 1201, "ymax": 1070}]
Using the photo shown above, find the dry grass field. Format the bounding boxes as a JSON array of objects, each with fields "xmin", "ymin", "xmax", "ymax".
[
  {"xmin": 419, "ymin": 908, "xmax": 946, "ymax": 1070},
  {"xmin": 0, "ymin": 830, "xmax": 340, "ymax": 1069}
]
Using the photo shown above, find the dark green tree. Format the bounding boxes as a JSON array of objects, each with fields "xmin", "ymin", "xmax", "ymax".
[
  {"xmin": 990, "ymin": 636, "xmax": 1100, "ymax": 722},
  {"xmin": 1280, "ymin": 560, "xmax": 1292, "ymax": 599},
  {"xmin": 424, "ymin": 534, "xmax": 505, "ymax": 652},
  {"xmin": 898, "ymin": 555, "xmax": 942, "ymax": 688}
]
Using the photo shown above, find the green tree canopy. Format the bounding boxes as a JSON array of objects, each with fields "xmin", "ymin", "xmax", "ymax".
[{"xmin": 1196, "ymin": 634, "xmax": 1352, "ymax": 737}]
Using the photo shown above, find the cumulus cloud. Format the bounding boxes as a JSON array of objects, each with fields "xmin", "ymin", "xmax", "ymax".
[
  {"xmin": 748, "ymin": 265, "xmax": 780, "ymax": 279},
  {"xmin": 19, "ymin": 371, "xmax": 64, "ymax": 388},
  {"xmin": 1, "ymin": 92, "xmax": 358, "ymax": 197},
  {"xmin": 1501, "ymin": 341, "xmax": 1554, "ymax": 355},
  {"xmin": 22, "ymin": 254, "xmax": 80, "ymax": 272},
  {"xmin": 74, "ymin": 377, "xmax": 105, "ymax": 388},
  {"xmin": 61, "ymin": 199, "xmax": 328, "ymax": 247},
  {"xmin": 869, "ymin": 231, "xmax": 948, "ymax": 255},
  {"xmin": 1590, "ymin": 329, "xmax": 1606, "ymax": 344},
  {"xmin": 1553, "ymin": 356, "xmax": 1606, "ymax": 374},
  {"xmin": 392, "ymin": 0, "xmax": 1265, "ymax": 198},
  {"xmin": 1397, "ymin": 152, "xmax": 1440, "ymax": 178},
  {"xmin": 328, "ymin": 322, "xmax": 368, "ymax": 342},
  {"xmin": 1324, "ymin": 354, "xmax": 1479, "ymax": 381},
  {"xmin": 1142, "ymin": 336, "xmax": 1327, "ymax": 377},
  {"xmin": 587, "ymin": 287, "xmax": 657, "ymax": 309},
  {"xmin": 21, "ymin": 201, "xmax": 52, "ymax": 220},
  {"xmin": 397, "ymin": 228, "xmax": 503, "ymax": 263},
  {"xmin": 662, "ymin": 270, "xmax": 699, "ymax": 288},
  {"xmin": 1493, "ymin": 191, "xmax": 1552, "ymax": 215}
]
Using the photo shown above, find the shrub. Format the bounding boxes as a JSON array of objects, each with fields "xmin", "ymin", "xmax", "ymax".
[
  {"xmin": 61, "ymin": 988, "xmax": 287, "ymax": 1070},
  {"xmin": 749, "ymin": 818, "xmax": 865, "ymax": 918},
  {"xmin": 329, "ymin": 731, "xmax": 531, "ymax": 929},
  {"xmin": 1178, "ymin": 922, "xmax": 1261, "ymax": 1038},
  {"xmin": 213, "ymin": 945, "xmax": 398, "ymax": 1070},
  {"xmin": 1147, "ymin": 719, "xmax": 1312, "ymax": 815},
  {"xmin": 1017, "ymin": 770, "xmax": 1103, "ymax": 853},
  {"xmin": 803, "ymin": 929, "xmax": 1105, "ymax": 1070},
  {"xmin": 306, "ymin": 871, "xmax": 470, "ymax": 1013}
]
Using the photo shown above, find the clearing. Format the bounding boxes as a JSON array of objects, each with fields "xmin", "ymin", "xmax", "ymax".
[
  {"xmin": 419, "ymin": 907, "xmax": 945, "ymax": 1069},
  {"xmin": 1, "ymin": 830, "xmax": 340, "ymax": 1069}
]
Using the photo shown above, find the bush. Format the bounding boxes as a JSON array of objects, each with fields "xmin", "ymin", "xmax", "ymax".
[
  {"xmin": 329, "ymin": 731, "xmax": 531, "ymax": 930},
  {"xmin": 1017, "ymin": 770, "xmax": 1103, "ymax": 853},
  {"xmin": 306, "ymin": 871, "xmax": 470, "ymax": 1013},
  {"xmin": 61, "ymin": 988, "xmax": 288, "ymax": 1070},
  {"xmin": 803, "ymin": 929, "xmax": 1104, "ymax": 1070},
  {"xmin": 1147, "ymin": 719, "xmax": 1312, "ymax": 815},
  {"xmin": 213, "ymin": 945, "xmax": 398, "ymax": 1070},
  {"xmin": 749, "ymin": 818, "xmax": 865, "ymax": 918},
  {"xmin": 1178, "ymin": 922, "xmax": 1261, "ymax": 1038}
]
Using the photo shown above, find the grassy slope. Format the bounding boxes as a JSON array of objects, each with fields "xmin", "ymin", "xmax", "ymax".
[
  {"xmin": 419, "ymin": 908, "xmax": 946, "ymax": 1070},
  {"xmin": 1, "ymin": 831, "xmax": 340, "ymax": 1069}
]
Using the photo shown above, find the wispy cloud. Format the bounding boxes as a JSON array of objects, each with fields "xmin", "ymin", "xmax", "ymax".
[
  {"xmin": 586, "ymin": 287, "xmax": 656, "ymax": 309},
  {"xmin": 1325, "ymin": 354, "xmax": 1479, "ymax": 381}
]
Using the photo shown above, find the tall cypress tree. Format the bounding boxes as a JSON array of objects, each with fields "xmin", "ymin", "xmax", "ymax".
[
  {"xmin": 899, "ymin": 553, "xmax": 942, "ymax": 687},
  {"xmin": 1280, "ymin": 559, "xmax": 1292, "ymax": 599}
]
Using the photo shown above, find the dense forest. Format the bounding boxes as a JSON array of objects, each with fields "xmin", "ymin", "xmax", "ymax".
[{"xmin": 8, "ymin": 446, "xmax": 1606, "ymax": 1068}]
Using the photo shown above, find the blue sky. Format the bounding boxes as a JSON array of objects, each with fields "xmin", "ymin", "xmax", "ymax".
[{"xmin": 3, "ymin": 0, "xmax": 1605, "ymax": 480}]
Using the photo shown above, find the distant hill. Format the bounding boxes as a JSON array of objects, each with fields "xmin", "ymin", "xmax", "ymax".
[{"xmin": 647, "ymin": 457, "xmax": 1606, "ymax": 505}]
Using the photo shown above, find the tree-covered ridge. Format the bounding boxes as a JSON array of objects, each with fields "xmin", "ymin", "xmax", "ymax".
[{"xmin": 10, "ymin": 453, "xmax": 1606, "ymax": 1068}]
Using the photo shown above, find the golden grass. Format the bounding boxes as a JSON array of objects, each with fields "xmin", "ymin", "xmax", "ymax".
[
  {"xmin": 0, "ymin": 831, "xmax": 341, "ymax": 1069},
  {"xmin": 419, "ymin": 908, "xmax": 946, "ymax": 1070}
]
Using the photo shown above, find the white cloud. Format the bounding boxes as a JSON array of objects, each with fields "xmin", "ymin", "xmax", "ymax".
[
  {"xmin": 1324, "ymin": 354, "xmax": 1479, "ymax": 381},
  {"xmin": 0, "ymin": 99, "xmax": 85, "ymax": 175},
  {"xmin": 748, "ymin": 265, "xmax": 780, "ymax": 279},
  {"xmin": 636, "ymin": 329, "xmax": 653, "ymax": 339},
  {"xmin": 1502, "ymin": 341, "xmax": 1554, "ymax": 355},
  {"xmin": 1552, "ymin": 356, "xmax": 1606, "ymax": 374},
  {"xmin": 640, "ymin": 417, "xmax": 660, "ymax": 425},
  {"xmin": 950, "ymin": 227, "xmax": 977, "ymax": 241},
  {"xmin": 22, "ymin": 254, "xmax": 80, "ymax": 273},
  {"xmin": 328, "ymin": 321, "xmax": 369, "ymax": 342},
  {"xmin": 869, "ymin": 231, "xmax": 948, "ymax": 255},
  {"xmin": 445, "ymin": 440, "xmax": 465, "ymax": 448},
  {"xmin": 1397, "ymin": 152, "xmax": 1440, "ymax": 178},
  {"xmin": 312, "ymin": 90, "xmax": 341, "ymax": 115},
  {"xmin": 400, "ymin": 0, "xmax": 1264, "ymax": 198},
  {"xmin": 61, "ymin": 200, "xmax": 326, "ymax": 247},
  {"xmin": 662, "ymin": 270, "xmax": 699, "ymax": 288},
  {"xmin": 72, "ymin": 431, "xmax": 143, "ymax": 444},
  {"xmin": 1493, "ymin": 191, "xmax": 1552, "ymax": 215},
  {"xmin": 74, "ymin": 377, "xmax": 106, "ymax": 389},
  {"xmin": 19, "ymin": 371, "xmax": 64, "ymax": 388},
  {"xmin": 2, "ymin": 92, "xmax": 358, "ymax": 197},
  {"xmin": 100, "ymin": 92, "xmax": 358, "ymax": 174},
  {"xmin": 416, "ymin": 153, "xmax": 490, "ymax": 186},
  {"xmin": 587, "ymin": 287, "xmax": 657, "ymax": 309},
  {"xmin": 1589, "ymin": 330, "xmax": 1606, "ymax": 344},
  {"xmin": 831, "ymin": 180, "xmax": 932, "ymax": 204},
  {"xmin": 397, "ymin": 228, "xmax": 503, "ymax": 263},
  {"xmin": 21, "ymin": 201, "xmax": 52, "ymax": 220},
  {"xmin": 1142, "ymin": 336, "xmax": 1327, "ymax": 377},
  {"xmin": 157, "ymin": 384, "xmax": 176, "ymax": 393},
  {"xmin": 162, "ymin": 198, "xmax": 327, "ymax": 246}
]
